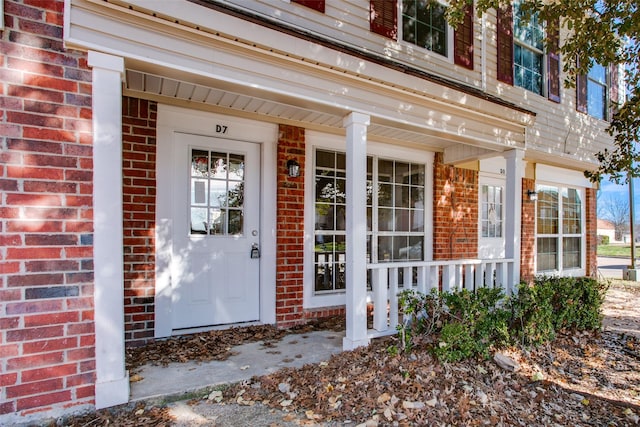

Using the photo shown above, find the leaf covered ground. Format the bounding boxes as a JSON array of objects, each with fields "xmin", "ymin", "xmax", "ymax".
[{"xmin": 55, "ymin": 281, "xmax": 640, "ymax": 426}]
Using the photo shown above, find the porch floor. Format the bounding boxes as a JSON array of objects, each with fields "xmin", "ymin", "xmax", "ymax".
[{"xmin": 129, "ymin": 329, "xmax": 344, "ymax": 402}]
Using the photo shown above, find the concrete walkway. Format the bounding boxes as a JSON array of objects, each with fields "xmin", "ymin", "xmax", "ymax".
[
  {"xmin": 597, "ymin": 256, "xmax": 630, "ymax": 279},
  {"xmin": 130, "ymin": 329, "xmax": 344, "ymax": 403}
]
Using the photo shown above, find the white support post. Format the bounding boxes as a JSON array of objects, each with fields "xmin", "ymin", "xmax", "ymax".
[
  {"xmin": 343, "ymin": 112, "xmax": 371, "ymax": 351},
  {"xmin": 88, "ymin": 51, "xmax": 129, "ymax": 409},
  {"xmin": 504, "ymin": 149, "xmax": 524, "ymax": 294}
]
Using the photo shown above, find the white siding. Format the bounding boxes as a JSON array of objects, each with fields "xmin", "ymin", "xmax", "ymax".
[{"xmin": 214, "ymin": 0, "xmax": 611, "ymax": 167}]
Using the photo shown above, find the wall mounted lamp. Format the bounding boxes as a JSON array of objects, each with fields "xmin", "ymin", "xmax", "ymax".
[
  {"xmin": 527, "ymin": 190, "xmax": 538, "ymax": 201},
  {"xmin": 287, "ymin": 159, "xmax": 300, "ymax": 178}
]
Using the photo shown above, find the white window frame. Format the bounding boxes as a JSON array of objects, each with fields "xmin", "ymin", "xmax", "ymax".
[
  {"xmin": 303, "ymin": 131, "xmax": 434, "ymax": 309},
  {"xmin": 586, "ymin": 63, "xmax": 609, "ymax": 120},
  {"xmin": 513, "ymin": 0, "xmax": 547, "ymax": 96},
  {"xmin": 398, "ymin": 0, "xmax": 454, "ymax": 62},
  {"xmin": 534, "ymin": 183, "xmax": 586, "ymax": 277}
]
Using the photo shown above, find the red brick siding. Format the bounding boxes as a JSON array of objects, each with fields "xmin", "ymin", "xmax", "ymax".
[
  {"xmin": 520, "ymin": 178, "xmax": 536, "ymax": 283},
  {"xmin": 433, "ymin": 153, "xmax": 478, "ymax": 260},
  {"xmin": 1, "ymin": 0, "xmax": 95, "ymax": 417},
  {"xmin": 585, "ymin": 187, "xmax": 597, "ymax": 277},
  {"xmin": 276, "ymin": 125, "xmax": 305, "ymax": 327},
  {"xmin": 304, "ymin": 306, "xmax": 345, "ymax": 320},
  {"xmin": 122, "ymin": 97, "xmax": 157, "ymax": 346}
]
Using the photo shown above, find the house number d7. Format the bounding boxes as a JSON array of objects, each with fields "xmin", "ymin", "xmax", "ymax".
[{"xmin": 216, "ymin": 125, "xmax": 228, "ymax": 134}]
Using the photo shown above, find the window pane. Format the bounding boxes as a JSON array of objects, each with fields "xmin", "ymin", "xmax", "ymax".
[
  {"xmin": 587, "ymin": 80, "xmax": 606, "ymax": 120},
  {"xmin": 314, "ymin": 235, "xmax": 346, "ymax": 293},
  {"xmin": 227, "ymin": 181, "xmax": 243, "ymax": 208},
  {"xmin": 481, "ymin": 184, "xmax": 504, "ymax": 238},
  {"xmin": 402, "ymin": 0, "xmax": 447, "ymax": 56},
  {"xmin": 316, "ymin": 203, "xmax": 334, "ymax": 230},
  {"xmin": 314, "ymin": 149, "xmax": 428, "ymax": 293},
  {"xmin": 588, "ymin": 63, "xmax": 606, "ymax": 84},
  {"xmin": 228, "ymin": 210, "xmax": 243, "ymax": 235},
  {"xmin": 562, "ymin": 188, "xmax": 582, "ymax": 234},
  {"xmin": 190, "ymin": 148, "xmax": 245, "ymax": 236},
  {"xmin": 537, "ymin": 186, "xmax": 558, "ymax": 234},
  {"xmin": 513, "ymin": 1, "xmax": 543, "ymax": 95},
  {"xmin": 563, "ymin": 237, "xmax": 581, "ymax": 269},
  {"xmin": 210, "ymin": 152, "xmax": 227, "ymax": 179},
  {"xmin": 316, "ymin": 150, "xmax": 335, "ymax": 169},
  {"xmin": 537, "ymin": 237, "xmax": 557, "ymax": 271}
]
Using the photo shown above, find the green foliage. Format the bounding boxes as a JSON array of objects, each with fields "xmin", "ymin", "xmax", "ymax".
[
  {"xmin": 398, "ymin": 276, "xmax": 607, "ymax": 362},
  {"xmin": 598, "ymin": 235, "xmax": 610, "ymax": 245},
  {"xmin": 446, "ymin": 1, "xmax": 640, "ymax": 185}
]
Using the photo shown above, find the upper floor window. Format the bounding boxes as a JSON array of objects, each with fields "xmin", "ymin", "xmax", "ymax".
[
  {"xmin": 402, "ymin": 1, "xmax": 448, "ymax": 56},
  {"xmin": 577, "ymin": 62, "xmax": 619, "ymax": 121},
  {"xmin": 497, "ymin": 2, "xmax": 560, "ymax": 102},
  {"xmin": 370, "ymin": 0, "xmax": 474, "ymax": 69},
  {"xmin": 513, "ymin": 1, "xmax": 544, "ymax": 94}
]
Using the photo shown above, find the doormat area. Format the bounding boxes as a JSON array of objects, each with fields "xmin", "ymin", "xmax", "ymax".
[{"xmin": 126, "ymin": 316, "xmax": 345, "ymax": 372}]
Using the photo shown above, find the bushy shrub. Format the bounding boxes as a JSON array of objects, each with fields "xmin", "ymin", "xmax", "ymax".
[
  {"xmin": 598, "ymin": 234, "xmax": 610, "ymax": 245},
  {"xmin": 396, "ymin": 276, "xmax": 607, "ymax": 362}
]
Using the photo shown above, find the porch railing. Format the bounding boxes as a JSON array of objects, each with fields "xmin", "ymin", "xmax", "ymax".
[{"xmin": 366, "ymin": 258, "xmax": 515, "ymax": 339}]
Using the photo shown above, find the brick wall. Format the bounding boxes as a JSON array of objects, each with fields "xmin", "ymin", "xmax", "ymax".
[
  {"xmin": 275, "ymin": 124, "xmax": 305, "ymax": 327},
  {"xmin": 433, "ymin": 153, "xmax": 478, "ymax": 260},
  {"xmin": 520, "ymin": 178, "xmax": 536, "ymax": 283},
  {"xmin": 1, "ymin": 0, "xmax": 95, "ymax": 417},
  {"xmin": 122, "ymin": 97, "xmax": 157, "ymax": 346},
  {"xmin": 585, "ymin": 187, "xmax": 597, "ymax": 277}
]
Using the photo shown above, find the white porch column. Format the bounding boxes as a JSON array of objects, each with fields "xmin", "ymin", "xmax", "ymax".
[
  {"xmin": 88, "ymin": 51, "xmax": 129, "ymax": 409},
  {"xmin": 343, "ymin": 112, "xmax": 371, "ymax": 351},
  {"xmin": 504, "ymin": 149, "xmax": 524, "ymax": 294}
]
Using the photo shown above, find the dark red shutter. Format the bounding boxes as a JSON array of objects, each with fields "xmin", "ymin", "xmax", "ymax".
[
  {"xmin": 370, "ymin": 0, "xmax": 397, "ymax": 40},
  {"xmin": 454, "ymin": 3, "xmax": 474, "ymax": 70},
  {"xmin": 547, "ymin": 19, "xmax": 561, "ymax": 102},
  {"xmin": 576, "ymin": 72, "xmax": 587, "ymax": 113},
  {"xmin": 496, "ymin": 5, "xmax": 513, "ymax": 85},
  {"xmin": 609, "ymin": 64, "xmax": 619, "ymax": 120},
  {"xmin": 292, "ymin": 0, "xmax": 325, "ymax": 13}
]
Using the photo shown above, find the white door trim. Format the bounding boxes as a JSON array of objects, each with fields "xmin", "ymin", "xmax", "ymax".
[{"xmin": 155, "ymin": 104, "xmax": 278, "ymax": 338}]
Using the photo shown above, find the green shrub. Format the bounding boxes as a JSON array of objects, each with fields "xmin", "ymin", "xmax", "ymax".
[
  {"xmin": 397, "ymin": 276, "xmax": 607, "ymax": 362},
  {"xmin": 598, "ymin": 235, "xmax": 610, "ymax": 245}
]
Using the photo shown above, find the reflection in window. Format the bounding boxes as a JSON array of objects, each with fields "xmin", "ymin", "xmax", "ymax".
[
  {"xmin": 536, "ymin": 185, "xmax": 583, "ymax": 273},
  {"xmin": 190, "ymin": 149, "xmax": 244, "ymax": 236},
  {"xmin": 480, "ymin": 185, "xmax": 503, "ymax": 238},
  {"xmin": 587, "ymin": 63, "xmax": 607, "ymax": 120},
  {"xmin": 402, "ymin": 0, "xmax": 447, "ymax": 56},
  {"xmin": 314, "ymin": 149, "xmax": 426, "ymax": 294},
  {"xmin": 513, "ymin": 0, "xmax": 544, "ymax": 94}
]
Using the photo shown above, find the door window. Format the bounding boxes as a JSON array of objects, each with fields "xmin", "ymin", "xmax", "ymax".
[
  {"xmin": 190, "ymin": 149, "xmax": 245, "ymax": 236},
  {"xmin": 480, "ymin": 184, "xmax": 503, "ymax": 238}
]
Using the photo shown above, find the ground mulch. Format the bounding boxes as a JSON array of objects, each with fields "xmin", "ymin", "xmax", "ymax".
[{"xmin": 54, "ymin": 281, "xmax": 640, "ymax": 426}]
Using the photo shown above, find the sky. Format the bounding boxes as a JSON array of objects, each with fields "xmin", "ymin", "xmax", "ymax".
[{"xmin": 599, "ymin": 177, "xmax": 640, "ymax": 221}]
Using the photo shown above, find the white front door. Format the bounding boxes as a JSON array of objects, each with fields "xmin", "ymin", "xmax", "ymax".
[
  {"xmin": 478, "ymin": 175, "xmax": 506, "ymax": 259},
  {"xmin": 170, "ymin": 132, "xmax": 261, "ymax": 329}
]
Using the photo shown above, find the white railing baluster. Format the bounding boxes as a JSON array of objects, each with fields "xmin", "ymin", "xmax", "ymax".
[
  {"xmin": 389, "ymin": 268, "xmax": 399, "ymax": 331},
  {"xmin": 366, "ymin": 258, "xmax": 516, "ymax": 339},
  {"xmin": 476, "ymin": 262, "xmax": 485, "ymax": 289},
  {"xmin": 442, "ymin": 264, "xmax": 455, "ymax": 292},
  {"xmin": 464, "ymin": 264, "xmax": 474, "ymax": 291},
  {"xmin": 417, "ymin": 266, "xmax": 426, "ymax": 293},
  {"xmin": 372, "ymin": 267, "xmax": 388, "ymax": 332}
]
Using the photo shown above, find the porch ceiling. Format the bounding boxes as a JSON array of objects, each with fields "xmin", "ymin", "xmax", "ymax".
[{"xmin": 124, "ymin": 67, "xmax": 484, "ymax": 152}]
